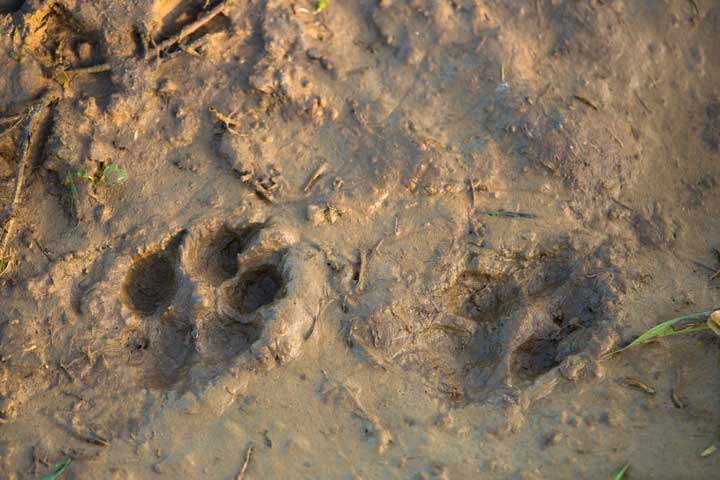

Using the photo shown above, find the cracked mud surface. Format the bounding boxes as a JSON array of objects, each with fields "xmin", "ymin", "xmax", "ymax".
[{"xmin": 1, "ymin": 0, "xmax": 720, "ymax": 478}]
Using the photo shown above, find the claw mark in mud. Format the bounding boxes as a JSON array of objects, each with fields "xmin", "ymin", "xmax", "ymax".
[{"xmin": 123, "ymin": 252, "xmax": 178, "ymax": 316}]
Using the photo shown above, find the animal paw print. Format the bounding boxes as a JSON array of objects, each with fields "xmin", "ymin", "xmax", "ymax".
[
  {"xmin": 116, "ymin": 219, "xmax": 326, "ymax": 388},
  {"xmin": 351, "ymin": 239, "xmax": 622, "ymax": 402}
]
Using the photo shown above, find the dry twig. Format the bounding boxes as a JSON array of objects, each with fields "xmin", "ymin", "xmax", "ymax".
[
  {"xmin": 150, "ymin": 0, "xmax": 230, "ymax": 57},
  {"xmin": 0, "ymin": 93, "xmax": 55, "ymax": 273},
  {"xmin": 303, "ymin": 161, "xmax": 329, "ymax": 193},
  {"xmin": 236, "ymin": 444, "xmax": 254, "ymax": 480}
]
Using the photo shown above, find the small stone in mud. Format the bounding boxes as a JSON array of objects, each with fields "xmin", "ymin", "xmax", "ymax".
[
  {"xmin": 75, "ymin": 41, "xmax": 93, "ymax": 63},
  {"xmin": 544, "ymin": 431, "xmax": 563, "ymax": 448},
  {"xmin": 434, "ymin": 413, "xmax": 454, "ymax": 429},
  {"xmin": 306, "ymin": 204, "xmax": 340, "ymax": 225},
  {"xmin": 0, "ymin": 398, "xmax": 17, "ymax": 420},
  {"xmin": 559, "ymin": 355, "xmax": 588, "ymax": 382},
  {"xmin": 418, "ymin": 464, "xmax": 450, "ymax": 480}
]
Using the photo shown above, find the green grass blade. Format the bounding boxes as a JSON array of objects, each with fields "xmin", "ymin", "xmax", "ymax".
[
  {"xmin": 708, "ymin": 312, "xmax": 720, "ymax": 336},
  {"xmin": 613, "ymin": 463, "xmax": 629, "ymax": 480},
  {"xmin": 315, "ymin": 0, "xmax": 330, "ymax": 13},
  {"xmin": 610, "ymin": 310, "xmax": 713, "ymax": 355},
  {"xmin": 42, "ymin": 459, "xmax": 71, "ymax": 480}
]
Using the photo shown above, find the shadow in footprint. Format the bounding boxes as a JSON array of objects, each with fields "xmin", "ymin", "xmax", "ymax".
[
  {"xmin": 184, "ymin": 223, "xmax": 262, "ymax": 285},
  {"xmin": 121, "ymin": 231, "xmax": 197, "ymax": 387},
  {"xmin": 123, "ymin": 253, "xmax": 177, "ymax": 316},
  {"xmin": 0, "ymin": 0, "xmax": 23, "ymax": 14},
  {"xmin": 232, "ymin": 265, "xmax": 284, "ymax": 313},
  {"xmin": 511, "ymin": 336, "xmax": 560, "ymax": 381}
]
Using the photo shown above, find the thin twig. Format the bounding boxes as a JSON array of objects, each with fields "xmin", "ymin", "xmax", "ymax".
[
  {"xmin": 210, "ymin": 106, "xmax": 242, "ymax": 134},
  {"xmin": 372, "ymin": 238, "xmax": 384, "ymax": 256},
  {"xmin": 236, "ymin": 444, "xmax": 254, "ymax": 480},
  {"xmin": 605, "ymin": 127, "xmax": 624, "ymax": 148},
  {"xmin": 635, "ymin": 92, "xmax": 652, "ymax": 114},
  {"xmin": 468, "ymin": 178, "xmax": 476, "ymax": 208},
  {"xmin": 154, "ymin": 32, "xmax": 219, "ymax": 64},
  {"xmin": 356, "ymin": 248, "xmax": 367, "ymax": 292},
  {"xmin": 59, "ymin": 363, "xmax": 75, "ymax": 382},
  {"xmin": 0, "ymin": 93, "xmax": 55, "ymax": 271},
  {"xmin": 0, "ymin": 115, "xmax": 24, "ymax": 140},
  {"xmin": 573, "ymin": 94, "xmax": 598, "ymax": 110},
  {"xmin": 481, "ymin": 209, "xmax": 537, "ymax": 219},
  {"xmin": 63, "ymin": 63, "xmax": 112, "ymax": 76},
  {"xmin": 150, "ymin": 0, "xmax": 230, "ymax": 57},
  {"xmin": 0, "ymin": 114, "xmax": 22, "ymax": 126},
  {"xmin": 303, "ymin": 161, "xmax": 328, "ymax": 193},
  {"xmin": 688, "ymin": 0, "xmax": 700, "ymax": 20}
]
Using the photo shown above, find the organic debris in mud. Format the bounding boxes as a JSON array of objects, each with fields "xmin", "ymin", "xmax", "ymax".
[
  {"xmin": 148, "ymin": 0, "xmax": 230, "ymax": 59},
  {"xmin": 0, "ymin": 113, "xmax": 23, "ymax": 140},
  {"xmin": 620, "ymin": 377, "xmax": 656, "ymax": 396},
  {"xmin": 236, "ymin": 443, "xmax": 254, "ymax": 480},
  {"xmin": 41, "ymin": 458, "xmax": 71, "ymax": 480},
  {"xmin": 481, "ymin": 210, "xmax": 537, "ymax": 219},
  {"xmin": 573, "ymin": 94, "xmax": 599, "ymax": 111},
  {"xmin": 321, "ymin": 371, "xmax": 393, "ymax": 453},
  {"xmin": 64, "ymin": 162, "xmax": 127, "ymax": 222},
  {"xmin": 700, "ymin": 445, "xmax": 717, "ymax": 457},
  {"xmin": 609, "ymin": 310, "xmax": 720, "ymax": 356},
  {"xmin": 68, "ymin": 163, "xmax": 129, "ymax": 187},
  {"xmin": 0, "ymin": 93, "xmax": 55, "ymax": 276},
  {"xmin": 210, "ymin": 107, "xmax": 243, "ymax": 135},
  {"xmin": 315, "ymin": 0, "xmax": 331, "ymax": 14},
  {"xmin": 302, "ymin": 161, "xmax": 328, "ymax": 193},
  {"xmin": 53, "ymin": 62, "xmax": 112, "ymax": 88}
]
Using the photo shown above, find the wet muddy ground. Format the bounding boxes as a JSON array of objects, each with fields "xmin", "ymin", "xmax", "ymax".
[{"xmin": 1, "ymin": 0, "xmax": 719, "ymax": 478}]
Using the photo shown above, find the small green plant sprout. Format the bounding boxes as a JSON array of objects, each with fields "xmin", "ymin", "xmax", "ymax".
[
  {"xmin": 607, "ymin": 310, "xmax": 720, "ymax": 357},
  {"xmin": 65, "ymin": 162, "xmax": 128, "ymax": 189},
  {"xmin": 315, "ymin": 0, "xmax": 330, "ymax": 13},
  {"xmin": 612, "ymin": 463, "xmax": 629, "ymax": 480},
  {"xmin": 64, "ymin": 163, "xmax": 127, "ymax": 221},
  {"xmin": 0, "ymin": 258, "xmax": 7, "ymax": 275},
  {"xmin": 42, "ymin": 458, "xmax": 71, "ymax": 480},
  {"xmin": 9, "ymin": 28, "xmax": 25, "ymax": 62},
  {"xmin": 99, "ymin": 163, "xmax": 128, "ymax": 185}
]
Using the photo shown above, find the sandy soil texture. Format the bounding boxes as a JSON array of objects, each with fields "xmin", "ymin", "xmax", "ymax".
[{"xmin": 1, "ymin": 0, "xmax": 719, "ymax": 478}]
